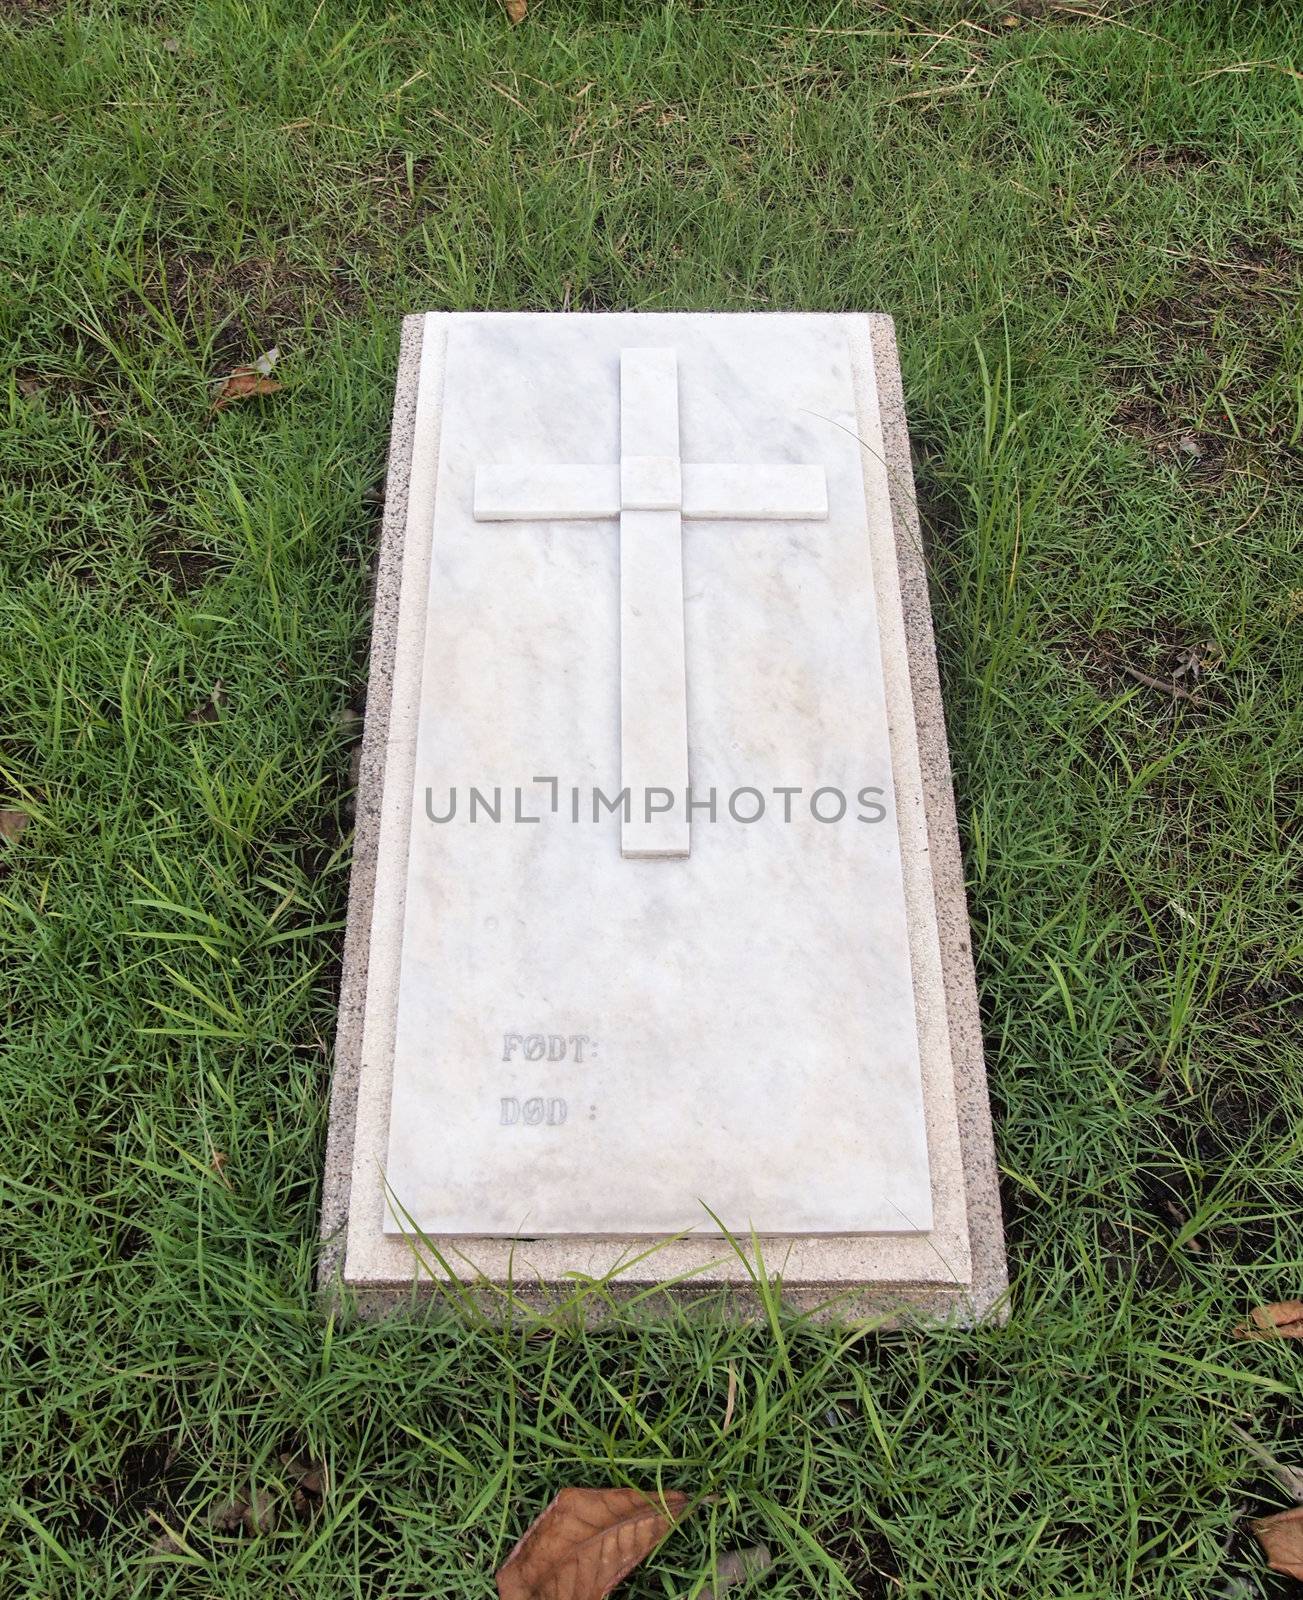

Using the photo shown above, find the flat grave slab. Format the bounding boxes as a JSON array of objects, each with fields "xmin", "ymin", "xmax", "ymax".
[{"xmin": 321, "ymin": 311, "xmax": 1007, "ymax": 1321}]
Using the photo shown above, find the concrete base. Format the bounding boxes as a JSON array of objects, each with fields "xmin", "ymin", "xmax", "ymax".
[{"xmin": 318, "ymin": 313, "xmax": 1008, "ymax": 1324}]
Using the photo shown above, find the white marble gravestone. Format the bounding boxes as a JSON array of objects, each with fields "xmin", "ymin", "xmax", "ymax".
[{"xmin": 322, "ymin": 312, "xmax": 1007, "ymax": 1321}]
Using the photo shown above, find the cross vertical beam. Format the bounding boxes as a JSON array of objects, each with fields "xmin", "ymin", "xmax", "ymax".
[{"xmin": 618, "ymin": 350, "xmax": 690, "ymax": 858}]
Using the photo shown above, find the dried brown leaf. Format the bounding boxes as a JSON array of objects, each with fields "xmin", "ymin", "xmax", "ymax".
[
  {"xmin": 1252, "ymin": 1505, "xmax": 1303, "ymax": 1580},
  {"xmin": 208, "ymin": 1496, "xmax": 249, "ymax": 1533},
  {"xmin": 701, "ymin": 1544, "xmax": 773, "ymax": 1598},
  {"xmin": 211, "ymin": 371, "xmax": 281, "ymax": 411},
  {"xmin": 721, "ymin": 1361, "xmax": 737, "ymax": 1434},
  {"xmin": 1230, "ymin": 1423, "xmax": 1303, "ymax": 1503},
  {"xmin": 504, "ymin": 0, "xmax": 527, "ymax": 21},
  {"xmin": 242, "ymin": 1489, "xmax": 278, "ymax": 1535},
  {"xmin": 211, "ymin": 351, "xmax": 281, "ymax": 411},
  {"xmin": 1237, "ymin": 1301, "xmax": 1303, "ymax": 1339},
  {"xmin": 187, "ymin": 679, "xmax": 228, "ymax": 724},
  {"xmin": 280, "ymin": 1450, "xmax": 330, "ymax": 1499},
  {"xmin": 146, "ymin": 1510, "xmax": 194, "ymax": 1558},
  {"xmin": 0, "ymin": 809, "xmax": 30, "ymax": 844},
  {"xmin": 208, "ymin": 1489, "xmax": 278, "ymax": 1535},
  {"xmin": 497, "ymin": 1486, "xmax": 690, "ymax": 1600}
]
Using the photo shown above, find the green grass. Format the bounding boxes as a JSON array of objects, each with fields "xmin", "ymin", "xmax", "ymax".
[{"xmin": 2, "ymin": 0, "xmax": 1302, "ymax": 1593}]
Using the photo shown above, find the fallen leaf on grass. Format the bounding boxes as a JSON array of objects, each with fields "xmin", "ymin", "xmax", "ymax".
[
  {"xmin": 503, "ymin": 0, "xmax": 527, "ymax": 21},
  {"xmin": 1252, "ymin": 1506, "xmax": 1303, "ymax": 1581},
  {"xmin": 280, "ymin": 1449, "xmax": 330, "ymax": 1519},
  {"xmin": 187, "ymin": 679, "xmax": 228, "ymax": 724},
  {"xmin": 497, "ymin": 1487, "xmax": 690, "ymax": 1600},
  {"xmin": 243, "ymin": 1489, "xmax": 277, "ymax": 1534},
  {"xmin": 207, "ymin": 1496, "xmax": 248, "ymax": 1533},
  {"xmin": 1230, "ymin": 1422, "xmax": 1303, "ymax": 1503},
  {"xmin": 208, "ymin": 1488, "xmax": 277, "ymax": 1535},
  {"xmin": 1173, "ymin": 638, "xmax": 1223, "ymax": 681},
  {"xmin": 211, "ymin": 347, "xmax": 281, "ymax": 411},
  {"xmin": 211, "ymin": 372, "xmax": 281, "ymax": 410},
  {"xmin": 146, "ymin": 1509, "xmax": 195, "ymax": 1558},
  {"xmin": 0, "ymin": 809, "xmax": 30, "ymax": 844},
  {"xmin": 1237, "ymin": 1301, "xmax": 1303, "ymax": 1339},
  {"xmin": 721, "ymin": 1360, "xmax": 737, "ymax": 1434},
  {"xmin": 701, "ymin": 1544, "xmax": 773, "ymax": 1598}
]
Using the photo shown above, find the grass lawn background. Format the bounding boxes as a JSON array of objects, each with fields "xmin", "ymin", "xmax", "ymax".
[{"xmin": 2, "ymin": 1, "xmax": 1301, "ymax": 1594}]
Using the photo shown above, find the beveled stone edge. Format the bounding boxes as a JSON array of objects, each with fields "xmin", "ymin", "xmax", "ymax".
[
  {"xmin": 318, "ymin": 312, "xmax": 1010, "ymax": 1326},
  {"xmin": 868, "ymin": 314, "xmax": 1009, "ymax": 1325},
  {"xmin": 317, "ymin": 315, "xmax": 424, "ymax": 1295}
]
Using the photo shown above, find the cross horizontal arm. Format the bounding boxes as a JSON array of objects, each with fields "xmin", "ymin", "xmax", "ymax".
[
  {"xmin": 684, "ymin": 464, "xmax": 827, "ymax": 520},
  {"xmin": 473, "ymin": 464, "xmax": 618, "ymax": 521},
  {"xmin": 473, "ymin": 463, "xmax": 827, "ymax": 522}
]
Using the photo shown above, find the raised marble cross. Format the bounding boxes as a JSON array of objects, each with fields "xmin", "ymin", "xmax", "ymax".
[{"xmin": 473, "ymin": 348, "xmax": 828, "ymax": 859}]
